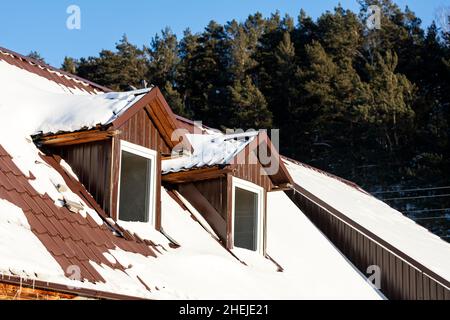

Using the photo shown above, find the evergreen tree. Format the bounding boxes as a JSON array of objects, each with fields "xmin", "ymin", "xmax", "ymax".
[
  {"xmin": 76, "ymin": 35, "xmax": 147, "ymax": 91},
  {"xmin": 27, "ymin": 51, "xmax": 46, "ymax": 63},
  {"xmin": 61, "ymin": 57, "xmax": 77, "ymax": 74},
  {"xmin": 228, "ymin": 76, "xmax": 272, "ymax": 129},
  {"xmin": 363, "ymin": 51, "xmax": 415, "ymax": 151}
]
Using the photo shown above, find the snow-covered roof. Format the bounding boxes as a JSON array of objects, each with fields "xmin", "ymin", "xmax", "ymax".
[
  {"xmin": 283, "ymin": 158, "xmax": 450, "ymax": 283},
  {"xmin": 0, "ymin": 46, "xmax": 108, "ymax": 94},
  {"xmin": 162, "ymin": 131, "xmax": 258, "ymax": 174},
  {"xmin": 0, "ymin": 58, "xmax": 152, "ymax": 136},
  {"xmin": 0, "ymin": 46, "xmax": 382, "ymax": 299},
  {"xmin": 0, "ymin": 135, "xmax": 381, "ymax": 298}
]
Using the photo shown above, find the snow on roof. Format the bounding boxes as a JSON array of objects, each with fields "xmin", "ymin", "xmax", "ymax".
[
  {"xmin": 0, "ymin": 47, "xmax": 382, "ymax": 299},
  {"xmin": 266, "ymin": 192, "xmax": 383, "ymax": 299},
  {"xmin": 0, "ymin": 46, "xmax": 108, "ymax": 94},
  {"xmin": 0, "ymin": 133, "xmax": 382, "ymax": 299},
  {"xmin": 94, "ymin": 188, "xmax": 381, "ymax": 299},
  {"xmin": 0, "ymin": 59, "xmax": 151, "ymax": 136},
  {"xmin": 162, "ymin": 131, "xmax": 258, "ymax": 174},
  {"xmin": 283, "ymin": 158, "xmax": 450, "ymax": 283}
]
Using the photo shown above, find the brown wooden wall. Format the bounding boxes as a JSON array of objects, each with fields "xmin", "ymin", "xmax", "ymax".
[
  {"xmin": 233, "ymin": 163, "xmax": 274, "ymax": 191},
  {"xmin": 288, "ymin": 189, "xmax": 450, "ymax": 300},
  {"xmin": 0, "ymin": 281, "xmax": 77, "ymax": 300},
  {"xmin": 110, "ymin": 107, "xmax": 169, "ymax": 227},
  {"xmin": 55, "ymin": 140, "xmax": 112, "ymax": 215},
  {"xmin": 188, "ymin": 173, "xmax": 268, "ymax": 254},
  {"xmin": 116, "ymin": 108, "xmax": 171, "ymax": 154},
  {"xmin": 194, "ymin": 177, "xmax": 228, "ymax": 220}
]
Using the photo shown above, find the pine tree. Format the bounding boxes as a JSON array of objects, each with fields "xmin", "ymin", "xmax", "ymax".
[
  {"xmin": 146, "ymin": 27, "xmax": 179, "ymax": 86},
  {"xmin": 228, "ymin": 76, "xmax": 272, "ymax": 129},
  {"xmin": 76, "ymin": 35, "xmax": 147, "ymax": 91},
  {"xmin": 363, "ymin": 51, "xmax": 415, "ymax": 151},
  {"xmin": 27, "ymin": 51, "xmax": 46, "ymax": 63},
  {"xmin": 182, "ymin": 21, "xmax": 229, "ymax": 128},
  {"xmin": 146, "ymin": 27, "xmax": 187, "ymax": 115},
  {"xmin": 61, "ymin": 57, "xmax": 77, "ymax": 74}
]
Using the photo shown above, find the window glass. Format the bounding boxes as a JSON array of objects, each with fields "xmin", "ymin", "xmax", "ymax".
[
  {"xmin": 234, "ymin": 187, "xmax": 258, "ymax": 251},
  {"xmin": 119, "ymin": 150, "xmax": 151, "ymax": 222}
]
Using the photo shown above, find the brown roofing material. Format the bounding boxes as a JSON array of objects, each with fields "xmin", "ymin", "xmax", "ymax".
[
  {"xmin": 0, "ymin": 46, "xmax": 110, "ymax": 94},
  {"xmin": 0, "ymin": 144, "xmax": 158, "ymax": 293}
]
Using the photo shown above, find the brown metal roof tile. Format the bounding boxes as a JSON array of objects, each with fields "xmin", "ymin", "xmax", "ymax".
[
  {"xmin": 71, "ymin": 211, "xmax": 89, "ymax": 226},
  {"xmin": 66, "ymin": 257, "xmax": 93, "ymax": 282},
  {"xmin": 75, "ymin": 240, "xmax": 100, "ymax": 263},
  {"xmin": 4, "ymin": 172, "xmax": 27, "ymax": 193},
  {"xmin": 43, "ymin": 197, "xmax": 67, "ymax": 219},
  {"xmin": 0, "ymin": 146, "xmax": 8, "ymax": 156},
  {"xmin": 52, "ymin": 255, "xmax": 73, "ymax": 276},
  {"xmin": 63, "ymin": 221, "xmax": 84, "ymax": 241},
  {"xmin": 66, "ymin": 240, "xmax": 89, "ymax": 261},
  {"xmin": 6, "ymin": 189, "xmax": 30, "ymax": 212},
  {"xmin": 0, "ymin": 170, "xmax": 14, "ymax": 191},
  {"xmin": 48, "ymin": 215, "xmax": 71, "ymax": 239},
  {"xmin": 74, "ymin": 224, "xmax": 95, "ymax": 245},
  {"xmin": 58, "ymin": 237, "xmax": 81, "ymax": 260},
  {"xmin": 20, "ymin": 192, "xmax": 42, "ymax": 214},
  {"xmin": 34, "ymin": 212, "xmax": 59, "ymax": 237},
  {"xmin": 0, "ymin": 157, "xmax": 22, "ymax": 176},
  {"xmin": 79, "ymin": 260, "xmax": 106, "ymax": 283},
  {"xmin": 0, "ymin": 47, "xmax": 109, "ymax": 93},
  {"xmin": 23, "ymin": 211, "xmax": 47, "ymax": 234},
  {"xmin": 32, "ymin": 195, "xmax": 54, "ymax": 217},
  {"xmin": 17, "ymin": 178, "xmax": 39, "ymax": 197},
  {"xmin": 85, "ymin": 214, "xmax": 101, "ymax": 229},
  {"xmin": 38, "ymin": 233, "xmax": 65, "ymax": 257},
  {"xmin": 96, "ymin": 229, "xmax": 116, "ymax": 249}
]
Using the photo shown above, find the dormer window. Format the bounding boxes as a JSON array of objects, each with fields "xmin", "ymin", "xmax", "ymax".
[
  {"xmin": 231, "ymin": 177, "xmax": 265, "ymax": 253},
  {"xmin": 118, "ymin": 140, "xmax": 157, "ymax": 226}
]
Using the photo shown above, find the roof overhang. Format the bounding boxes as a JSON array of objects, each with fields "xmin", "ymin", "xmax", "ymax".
[
  {"xmin": 162, "ymin": 165, "xmax": 232, "ymax": 184},
  {"xmin": 34, "ymin": 87, "xmax": 192, "ymax": 152}
]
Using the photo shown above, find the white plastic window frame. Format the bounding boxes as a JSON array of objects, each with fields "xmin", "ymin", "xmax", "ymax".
[
  {"xmin": 117, "ymin": 140, "xmax": 158, "ymax": 227},
  {"xmin": 231, "ymin": 176, "xmax": 265, "ymax": 254}
]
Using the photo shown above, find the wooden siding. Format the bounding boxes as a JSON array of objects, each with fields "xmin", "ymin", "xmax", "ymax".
[
  {"xmin": 116, "ymin": 107, "xmax": 171, "ymax": 154},
  {"xmin": 0, "ymin": 282, "xmax": 77, "ymax": 300},
  {"xmin": 55, "ymin": 140, "xmax": 112, "ymax": 215},
  {"xmin": 194, "ymin": 177, "xmax": 228, "ymax": 220},
  {"xmin": 288, "ymin": 188, "xmax": 450, "ymax": 300},
  {"xmin": 233, "ymin": 163, "xmax": 274, "ymax": 191},
  {"xmin": 110, "ymin": 107, "xmax": 168, "ymax": 225}
]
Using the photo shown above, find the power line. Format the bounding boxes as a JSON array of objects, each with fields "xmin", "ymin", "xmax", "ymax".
[
  {"xmin": 381, "ymin": 193, "xmax": 450, "ymax": 201},
  {"xmin": 372, "ymin": 186, "xmax": 450, "ymax": 195},
  {"xmin": 410, "ymin": 216, "xmax": 450, "ymax": 220},
  {"xmin": 403, "ymin": 208, "xmax": 450, "ymax": 214}
]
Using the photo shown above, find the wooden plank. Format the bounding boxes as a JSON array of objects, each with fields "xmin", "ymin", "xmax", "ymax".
[
  {"xmin": 38, "ymin": 130, "xmax": 118, "ymax": 147},
  {"xmin": 178, "ymin": 183, "xmax": 227, "ymax": 241},
  {"xmin": 155, "ymin": 152, "xmax": 162, "ymax": 231},
  {"xmin": 226, "ymin": 173, "xmax": 233, "ymax": 249},
  {"xmin": 162, "ymin": 166, "xmax": 232, "ymax": 184}
]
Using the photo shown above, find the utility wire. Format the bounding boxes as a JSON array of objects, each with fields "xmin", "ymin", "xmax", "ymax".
[
  {"xmin": 410, "ymin": 216, "xmax": 450, "ymax": 220},
  {"xmin": 403, "ymin": 208, "xmax": 450, "ymax": 214},
  {"xmin": 372, "ymin": 186, "xmax": 450, "ymax": 194},
  {"xmin": 381, "ymin": 193, "xmax": 450, "ymax": 201}
]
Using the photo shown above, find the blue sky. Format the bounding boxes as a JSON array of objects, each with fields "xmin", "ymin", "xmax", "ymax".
[{"xmin": 0, "ymin": 0, "xmax": 448, "ymax": 67}]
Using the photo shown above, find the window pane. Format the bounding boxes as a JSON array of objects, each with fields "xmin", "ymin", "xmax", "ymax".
[
  {"xmin": 119, "ymin": 150, "xmax": 151, "ymax": 222},
  {"xmin": 234, "ymin": 187, "xmax": 258, "ymax": 251}
]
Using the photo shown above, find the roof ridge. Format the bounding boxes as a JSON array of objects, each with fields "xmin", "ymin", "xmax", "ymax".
[
  {"xmin": 0, "ymin": 46, "xmax": 111, "ymax": 93},
  {"xmin": 281, "ymin": 155, "xmax": 370, "ymax": 196}
]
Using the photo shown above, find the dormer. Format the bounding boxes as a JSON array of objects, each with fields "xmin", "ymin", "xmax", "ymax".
[
  {"xmin": 161, "ymin": 125, "xmax": 292, "ymax": 255},
  {"xmin": 35, "ymin": 87, "xmax": 190, "ymax": 230}
]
